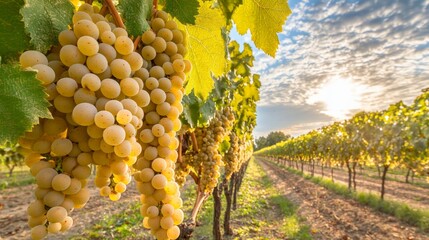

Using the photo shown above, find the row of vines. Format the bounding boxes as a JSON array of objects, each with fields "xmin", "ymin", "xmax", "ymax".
[
  {"xmin": 0, "ymin": 0, "xmax": 291, "ymax": 239},
  {"xmin": 255, "ymin": 91, "xmax": 429, "ymax": 199}
]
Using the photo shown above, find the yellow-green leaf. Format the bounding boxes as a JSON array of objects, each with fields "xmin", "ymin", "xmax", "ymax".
[
  {"xmin": 232, "ymin": 0, "xmax": 291, "ymax": 57},
  {"xmin": 178, "ymin": 1, "xmax": 226, "ymax": 99}
]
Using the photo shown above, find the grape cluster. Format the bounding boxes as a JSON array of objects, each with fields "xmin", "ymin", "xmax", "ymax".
[
  {"xmin": 198, "ymin": 107, "xmax": 234, "ymax": 193},
  {"xmin": 18, "ymin": 3, "xmax": 187, "ymax": 240},
  {"xmin": 177, "ymin": 107, "xmax": 234, "ymax": 194},
  {"xmin": 224, "ymin": 132, "xmax": 239, "ymax": 180},
  {"xmin": 174, "ymin": 153, "xmax": 192, "ymax": 186},
  {"xmin": 130, "ymin": 10, "xmax": 188, "ymax": 240}
]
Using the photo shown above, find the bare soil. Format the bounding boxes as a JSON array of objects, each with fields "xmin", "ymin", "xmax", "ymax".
[
  {"xmin": 1, "ymin": 159, "xmax": 428, "ymax": 240},
  {"xmin": 258, "ymin": 157, "xmax": 429, "ymax": 240},
  {"xmin": 289, "ymin": 161, "xmax": 429, "ymax": 210},
  {"xmin": 0, "ymin": 179, "xmax": 141, "ymax": 240}
]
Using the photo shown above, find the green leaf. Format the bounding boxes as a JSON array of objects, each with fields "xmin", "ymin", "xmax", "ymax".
[
  {"xmin": 232, "ymin": 0, "xmax": 291, "ymax": 57},
  {"xmin": 182, "ymin": 92, "xmax": 200, "ymax": 128},
  {"xmin": 179, "ymin": 1, "xmax": 227, "ymax": 99},
  {"xmin": 213, "ymin": 77, "xmax": 230, "ymax": 101},
  {"xmin": 0, "ymin": 0, "xmax": 30, "ymax": 60},
  {"xmin": 0, "ymin": 64, "xmax": 51, "ymax": 145},
  {"xmin": 199, "ymin": 98, "xmax": 216, "ymax": 124},
  {"xmin": 118, "ymin": 0, "xmax": 152, "ymax": 37},
  {"xmin": 165, "ymin": 0, "xmax": 199, "ymax": 24},
  {"xmin": 20, "ymin": 0, "xmax": 74, "ymax": 53},
  {"xmin": 182, "ymin": 91, "xmax": 216, "ymax": 128}
]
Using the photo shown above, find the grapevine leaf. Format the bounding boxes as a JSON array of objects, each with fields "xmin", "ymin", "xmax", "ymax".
[
  {"xmin": 182, "ymin": 91, "xmax": 216, "ymax": 128},
  {"xmin": 178, "ymin": 1, "xmax": 227, "ymax": 99},
  {"xmin": 0, "ymin": 0, "xmax": 30, "ymax": 60},
  {"xmin": 182, "ymin": 92, "xmax": 200, "ymax": 128},
  {"xmin": 20, "ymin": 0, "xmax": 74, "ymax": 53},
  {"xmin": 232, "ymin": 0, "xmax": 291, "ymax": 57},
  {"xmin": 165, "ymin": 0, "xmax": 199, "ymax": 25},
  {"xmin": 199, "ymin": 99, "xmax": 215, "ymax": 124},
  {"xmin": 118, "ymin": 0, "xmax": 152, "ymax": 36},
  {"xmin": 0, "ymin": 64, "xmax": 51, "ymax": 145},
  {"xmin": 243, "ymin": 82, "xmax": 259, "ymax": 101},
  {"xmin": 253, "ymin": 74, "xmax": 261, "ymax": 88},
  {"xmin": 218, "ymin": 0, "xmax": 242, "ymax": 20},
  {"xmin": 213, "ymin": 77, "xmax": 229, "ymax": 101}
]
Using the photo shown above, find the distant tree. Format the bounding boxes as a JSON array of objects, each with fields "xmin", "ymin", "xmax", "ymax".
[
  {"xmin": 0, "ymin": 145, "xmax": 25, "ymax": 177},
  {"xmin": 255, "ymin": 136, "xmax": 267, "ymax": 150},
  {"xmin": 255, "ymin": 131, "xmax": 290, "ymax": 150}
]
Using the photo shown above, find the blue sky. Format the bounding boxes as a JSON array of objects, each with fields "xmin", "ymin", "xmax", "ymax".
[{"xmin": 241, "ymin": 0, "xmax": 429, "ymax": 138}]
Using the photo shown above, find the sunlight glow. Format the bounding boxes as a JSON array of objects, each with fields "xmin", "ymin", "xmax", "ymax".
[{"xmin": 307, "ymin": 77, "xmax": 365, "ymax": 119}]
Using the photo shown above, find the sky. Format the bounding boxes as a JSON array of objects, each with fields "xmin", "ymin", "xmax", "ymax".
[{"xmin": 243, "ymin": 0, "xmax": 429, "ymax": 138}]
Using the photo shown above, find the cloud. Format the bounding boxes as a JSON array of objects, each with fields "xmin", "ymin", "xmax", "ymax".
[{"xmin": 250, "ymin": 0, "xmax": 429, "ymax": 136}]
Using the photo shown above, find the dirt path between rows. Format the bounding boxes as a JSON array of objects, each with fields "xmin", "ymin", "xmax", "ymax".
[
  {"xmin": 257, "ymin": 157, "xmax": 429, "ymax": 240},
  {"xmin": 0, "ymin": 179, "xmax": 141, "ymax": 240},
  {"xmin": 291, "ymin": 161, "xmax": 429, "ymax": 210}
]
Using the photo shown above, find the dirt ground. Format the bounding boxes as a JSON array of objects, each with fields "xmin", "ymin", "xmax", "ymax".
[
  {"xmin": 0, "ymin": 180, "xmax": 141, "ymax": 240},
  {"xmin": 257, "ymin": 158, "xmax": 429, "ymax": 240},
  {"xmin": 1, "ymin": 159, "xmax": 428, "ymax": 240},
  {"xmin": 293, "ymin": 161, "xmax": 429, "ymax": 210}
]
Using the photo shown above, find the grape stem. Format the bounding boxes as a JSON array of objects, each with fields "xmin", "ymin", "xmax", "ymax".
[
  {"xmin": 105, "ymin": 0, "xmax": 125, "ymax": 29},
  {"xmin": 133, "ymin": 36, "xmax": 141, "ymax": 51},
  {"xmin": 178, "ymin": 134, "xmax": 183, "ymax": 163},
  {"xmin": 189, "ymin": 171, "xmax": 199, "ymax": 185},
  {"xmin": 190, "ymin": 132, "xmax": 199, "ymax": 152},
  {"xmin": 85, "ymin": 0, "xmax": 93, "ymax": 4},
  {"xmin": 153, "ymin": 0, "xmax": 158, "ymax": 9},
  {"xmin": 99, "ymin": 3, "xmax": 108, "ymax": 16}
]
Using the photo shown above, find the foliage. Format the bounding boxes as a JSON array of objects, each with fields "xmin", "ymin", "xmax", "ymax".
[
  {"xmin": 21, "ymin": 0, "xmax": 74, "ymax": 53},
  {"xmin": 178, "ymin": 1, "xmax": 226, "ymax": 99},
  {"xmin": 118, "ymin": 0, "xmax": 152, "ymax": 36},
  {"xmin": 0, "ymin": 65, "xmax": 51, "ymax": 145},
  {"xmin": 0, "ymin": 0, "xmax": 29, "ymax": 60},
  {"xmin": 164, "ymin": 0, "xmax": 199, "ymax": 24},
  {"xmin": 255, "ymin": 131, "xmax": 291, "ymax": 150},
  {"xmin": 0, "ymin": 170, "xmax": 34, "ymax": 190},
  {"xmin": 0, "ymin": 144, "xmax": 25, "ymax": 177},
  {"xmin": 233, "ymin": 0, "xmax": 291, "ymax": 56}
]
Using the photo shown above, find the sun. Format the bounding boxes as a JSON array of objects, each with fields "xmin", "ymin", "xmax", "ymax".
[{"xmin": 307, "ymin": 77, "xmax": 363, "ymax": 119}]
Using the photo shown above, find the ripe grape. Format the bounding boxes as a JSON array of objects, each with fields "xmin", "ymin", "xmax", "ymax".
[
  {"xmin": 77, "ymin": 36, "xmax": 99, "ymax": 56},
  {"xmin": 20, "ymin": 50, "xmax": 48, "ymax": 68}
]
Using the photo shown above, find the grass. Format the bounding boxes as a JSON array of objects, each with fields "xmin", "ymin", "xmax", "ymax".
[
  {"xmin": 366, "ymin": 174, "xmax": 429, "ymax": 189},
  {"xmin": 0, "ymin": 170, "xmax": 34, "ymax": 190},
  {"xmin": 70, "ymin": 201, "xmax": 150, "ymax": 240},
  {"xmin": 267, "ymin": 159, "xmax": 429, "ymax": 233}
]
